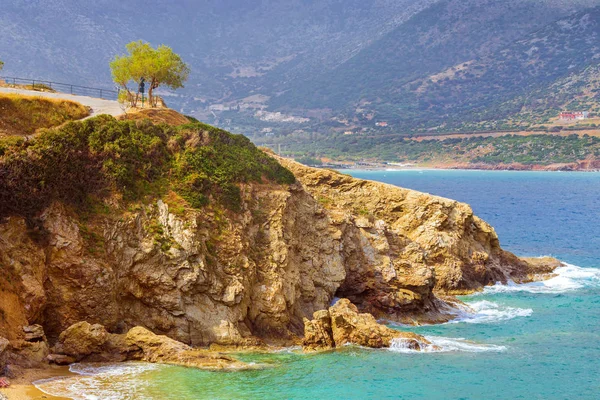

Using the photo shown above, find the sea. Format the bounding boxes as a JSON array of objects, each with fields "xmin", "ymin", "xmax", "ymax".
[{"xmin": 35, "ymin": 169, "xmax": 600, "ymax": 399}]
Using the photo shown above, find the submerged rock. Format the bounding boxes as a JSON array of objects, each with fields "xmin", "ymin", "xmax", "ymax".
[{"xmin": 303, "ymin": 299, "xmax": 430, "ymax": 351}]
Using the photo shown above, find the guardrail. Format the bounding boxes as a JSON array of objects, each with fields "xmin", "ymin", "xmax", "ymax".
[{"xmin": 0, "ymin": 76, "xmax": 119, "ymax": 100}]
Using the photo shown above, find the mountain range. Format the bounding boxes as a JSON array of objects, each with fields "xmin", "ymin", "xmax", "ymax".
[{"xmin": 2, "ymin": 0, "xmax": 600, "ymax": 152}]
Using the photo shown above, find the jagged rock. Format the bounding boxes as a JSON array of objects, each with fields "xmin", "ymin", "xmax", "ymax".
[
  {"xmin": 303, "ymin": 299, "xmax": 430, "ymax": 351},
  {"xmin": 54, "ymin": 322, "xmax": 108, "ymax": 359},
  {"xmin": 329, "ymin": 299, "xmax": 426, "ymax": 349},
  {"xmin": 302, "ymin": 310, "xmax": 334, "ymax": 351},
  {"xmin": 23, "ymin": 325, "xmax": 46, "ymax": 342},
  {"xmin": 47, "ymin": 354, "xmax": 76, "ymax": 365}
]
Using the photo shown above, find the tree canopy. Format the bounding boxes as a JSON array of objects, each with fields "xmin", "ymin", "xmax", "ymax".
[{"xmin": 110, "ymin": 41, "xmax": 190, "ymax": 108}]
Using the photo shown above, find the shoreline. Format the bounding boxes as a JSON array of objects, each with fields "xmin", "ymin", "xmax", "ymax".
[
  {"xmin": 0, "ymin": 366, "xmax": 74, "ymax": 400},
  {"xmin": 334, "ymin": 165, "xmax": 600, "ymax": 173}
]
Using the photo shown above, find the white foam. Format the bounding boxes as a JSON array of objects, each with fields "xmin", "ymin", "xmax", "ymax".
[
  {"xmin": 69, "ymin": 362, "xmax": 159, "ymax": 376},
  {"xmin": 34, "ymin": 362, "xmax": 159, "ymax": 400},
  {"xmin": 449, "ymin": 300, "xmax": 533, "ymax": 324},
  {"xmin": 389, "ymin": 336, "xmax": 506, "ymax": 353},
  {"xmin": 483, "ymin": 263, "xmax": 600, "ymax": 295}
]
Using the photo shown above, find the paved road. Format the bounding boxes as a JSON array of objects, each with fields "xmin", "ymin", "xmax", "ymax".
[{"xmin": 0, "ymin": 87, "xmax": 123, "ymax": 118}]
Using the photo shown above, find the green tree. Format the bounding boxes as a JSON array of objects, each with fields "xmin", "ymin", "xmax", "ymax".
[
  {"xmin": 0, "ymin": 59, "xmax": 4, "ymax": 72},
  {"xmin": 110, "ymin": 41, "xmax": 190, "ymax": 108}
]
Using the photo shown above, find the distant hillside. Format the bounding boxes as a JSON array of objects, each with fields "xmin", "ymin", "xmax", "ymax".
[
  {"xmin": 270, "ymin": 0, "xmax": 574, "ymax": 112},
  {"xmin": 400, "ymin": 6, "xmax": 600, "ymax": 132}
]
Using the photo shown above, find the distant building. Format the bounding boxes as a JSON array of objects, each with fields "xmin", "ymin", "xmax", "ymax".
[
  {"xmin": 559, "ymin": 111, "xmax": 589, "ymax": 121},
  {"xmin": 375, "ymin": 121, "xmax": 388, "ymax": 127}
]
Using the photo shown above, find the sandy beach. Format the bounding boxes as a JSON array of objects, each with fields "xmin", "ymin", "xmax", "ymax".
[{"xmin": 0, "ymin": 366, "xmax": 73, "ymax": 400}]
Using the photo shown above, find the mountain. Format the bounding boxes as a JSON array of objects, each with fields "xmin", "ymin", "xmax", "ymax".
[
  {"xmin": 268, "ymin": 0, "xmax": 600, "ymax": 131},
  {"xmin": 0, "ymin": 0, "xmax": 433, "ymax": 101},
  {"xmin": 2, "ymin": 0, "xmax": 600, "ymax": 150},
  {"xmin": 395, "ymin": 5, "xmax": 600, "ymax": 131}
]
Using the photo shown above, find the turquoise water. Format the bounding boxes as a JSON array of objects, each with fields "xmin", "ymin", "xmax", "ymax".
[{"xmin": 37, "ymin": 170, "xmax": 600, "ymax": 400}]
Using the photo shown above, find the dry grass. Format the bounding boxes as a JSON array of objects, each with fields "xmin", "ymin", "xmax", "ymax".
[
  {"xmin": 118, "ymin": 108, "xmax": 191, "ymax": 126},
  {"xmin": 0, "ymin": 93, "xmax": 89, "ymax": 136}
]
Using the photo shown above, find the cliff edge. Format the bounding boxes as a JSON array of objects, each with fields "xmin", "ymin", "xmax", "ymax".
[{"xmin": 0, "ymin": 115, "xmax": 556, "ymax": 366}]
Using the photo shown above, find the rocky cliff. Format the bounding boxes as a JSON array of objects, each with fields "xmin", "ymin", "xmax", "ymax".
[{"xmin": 0, "ymin": 153, "xmax": 551, "ymax": 357}]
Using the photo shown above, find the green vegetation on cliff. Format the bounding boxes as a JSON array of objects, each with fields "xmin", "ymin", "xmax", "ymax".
[{"xmin": 0, "ymin": 116, "xmax": 295, "ymax": 220}]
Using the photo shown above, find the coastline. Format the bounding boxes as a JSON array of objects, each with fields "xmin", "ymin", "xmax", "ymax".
[
  {"xmin": 0, "ymin": 366, "xmax": 74, "ymax": 400},
  {"xmin": 334, "ymin": 163, "xmax": 600, "ymax": 173}
]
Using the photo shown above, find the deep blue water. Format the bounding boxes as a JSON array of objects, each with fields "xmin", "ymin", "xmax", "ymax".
[{"xmin": 37, "ymin": 170, "xmax": 600, "ymax": 400}]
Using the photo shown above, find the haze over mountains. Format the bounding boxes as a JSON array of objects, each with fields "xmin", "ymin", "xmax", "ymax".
[{"xmin": 1, "ymin": 0, "xmax": 600, "ymax": 141}]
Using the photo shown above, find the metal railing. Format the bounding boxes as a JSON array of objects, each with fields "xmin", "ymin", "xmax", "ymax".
[{"xmin": 0, "ymin": 76, "xmax": 119, "ymax": 100}]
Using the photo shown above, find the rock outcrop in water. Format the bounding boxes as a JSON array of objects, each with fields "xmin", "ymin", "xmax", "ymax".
[
  {"xmin": 0, "ymin": 156, "xmax": 556, "ymax": 363},
  {"xmin": 303, "ymin": 299, "xmax": 429, "ymax": 351}
]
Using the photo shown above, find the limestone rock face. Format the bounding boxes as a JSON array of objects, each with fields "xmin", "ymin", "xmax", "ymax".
[
  {"xmin": 303, "ymin": 299, "xmax": 428, "ymax": 351},
  {"xmin": 0, "ymin": 158, "xmax": 558, "ymax": 351}
]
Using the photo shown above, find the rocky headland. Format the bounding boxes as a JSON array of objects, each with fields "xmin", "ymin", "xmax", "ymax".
[{"xmin": 0, "ymin": 115, "xmax": 560, "ymax": 384}]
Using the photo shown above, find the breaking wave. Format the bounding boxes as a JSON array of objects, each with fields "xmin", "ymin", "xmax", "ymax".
[
  {"xmin": 483, "ymin": 263, "xmax": 600, "ymax": 295},
  {"xmin": 449, "ymin": 300, "xmax": 533, "ymax": 324},
  {"xmin": 389, "ymin": 336, "xmax": 506, "ymax": 353},
  {"xmin": 34, "ymin": 362, "xmax": 159, "ymax": 400}
]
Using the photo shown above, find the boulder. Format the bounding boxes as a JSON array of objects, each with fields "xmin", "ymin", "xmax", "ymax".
[
  {"xmin": 303, "ymin": 299, "xmax": 430, "ymax": 351},
  {"xmin": 51, "ymin": 322, "xmax": 248, "ymax": 370},
  {"xmin": 23, "ymin": 325, "xmax": 46, "ymax": 342},
  {"xmin": 54, "ymin": 322, "xmax": 108, "ymax": 359}
]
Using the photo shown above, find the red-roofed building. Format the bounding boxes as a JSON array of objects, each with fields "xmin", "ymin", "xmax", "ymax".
[{"xmin": 559, "ymin": 111, "xmax": 589, "ymax": 121}]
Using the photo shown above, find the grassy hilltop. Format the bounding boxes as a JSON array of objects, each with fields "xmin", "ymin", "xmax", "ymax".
[
  {"xmin": 0, "ymin": 114, "xmax": 295, "ymax": 222},
  {"xmin": 0, "ymin": 93, "xmax": 89, "ymax": 136}
]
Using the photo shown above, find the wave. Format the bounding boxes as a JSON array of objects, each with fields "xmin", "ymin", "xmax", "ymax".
[
  {"xmin": 389, "ymin": 336, "xmax": 506, "ymax": 353},
  {"xmin": 483, "ymin": 263, "xmax": 600, "ymax": 295},
  {"xmin": 449, "ymin": 300, "xmax": 533, "ymax": 324},
  {"xmin": 34, "ymin": 362, "xmax": 159, "ymax": 400}
]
